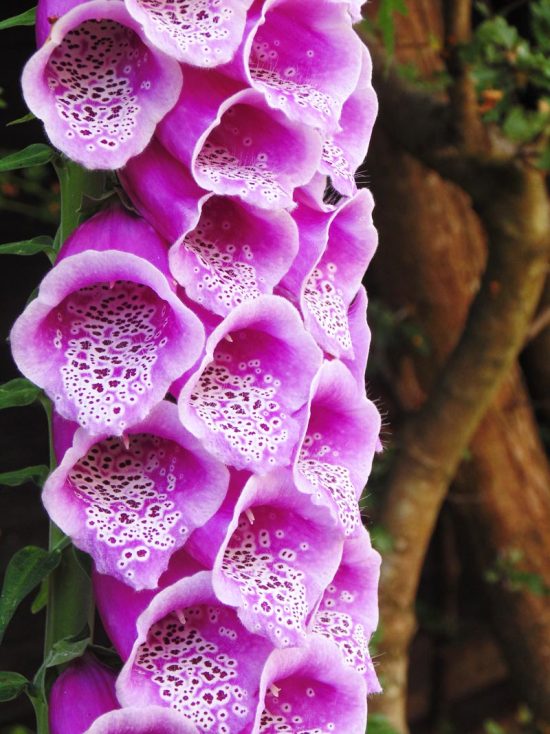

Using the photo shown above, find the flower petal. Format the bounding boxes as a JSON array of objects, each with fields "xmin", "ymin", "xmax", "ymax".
[
  {"xmin": 212, "ymin": 469, "xmax": 343, "ymax": 647},
  {"xmin": 11, "ymin": 207, "xmax": 204, "ymax": 435},
  {"xmin": 178, "ymin": 295, "xmax": 322, "ymax": 473},
  {"xmin": 117, "ymin": 571, "xmax": 273, "ymax": 733},
  {"xmin": 44, "ymin": 401, "xmax": 229, "ymax": 589},
  {"xmin": 169, "ymin": 195, "xmax": 298, "ymax": 316},
  {"xmin": 124, "ymin": 0, "xmax": 254, "ymax": 67},
  {"xmin": 24, "ymin": 0, "xmax": 182, "ymax": 170},
  {"xmin": 85, "ymin": 707, "xmax": 200, "ymax": 734}
]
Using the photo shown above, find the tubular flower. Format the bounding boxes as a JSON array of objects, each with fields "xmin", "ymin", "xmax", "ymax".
[
  {"xmin": 118, "ymin": 571, "xmax": 273, "ymax": 733},
  {"xmin": 24, "ymin": 0, "xmax": 182, "ymax": 169},
  {"xmin": 294, "ymin": 360, "xmax": 380, "ymax": 537},
  {"xmin": 311, "ymin": 526, "xmax": 382, "ymax": 693},
  {"xmin": 11, "ymin": 206, "xmax": 204, "ymax": 435},
  {"xmin": 179, "ymin": 296, "xmax": 322, "ymax": 473},
  {"xmin": 212, "ymin": 470, "xmax": 343, "ymax": 647},
  {"xmin": 251, "ymin": 637, "xmax": 368, "ymax": 734},
  {"xmin": 123, "ymin": 0, "xmax": 254, "ymax": 67},
  {"xmin": 43, "ymin": 401, "xmax": 229, "ymax": 589},
  {"xmin": 85, "ymin": 707, "xmax": 201, "ymax": 734}
]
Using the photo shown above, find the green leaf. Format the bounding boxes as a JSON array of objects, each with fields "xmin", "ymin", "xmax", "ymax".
[
  {"xmin": 378, "ymin": 0, "xmax": 408, "ymax": 57},
  {"xmin": 0, "ymin": 546, "xmax": 62, "ymax": 643},
  {"xmin": 44, "ymin": 627, "xmax": 91, "ymax": 669},
  {"xmin": 7, "ymin": 112, "xmax": 36, "ymax": 127},
  {"xmin": 0, "ymin": 7, "xmax": 36, "ymax": 31},
  {"xmin": 0, "ymin": 671, "xmax": 28, "ymax": 702},
  {"xmin": 30, "ymin": 579, "xmax": 49, "ymax": 615},
  {"xmin": 0, "ymin": 465, "xmax": 50, "ymax": 487},
  {"xmin": 0, "ymin": 378, "xmax": 42, "ymax": 410},
  {"xmin": 0, "ymin": 236, "xmax": 56, "ymax": 262},
  {"xmin": 367, "ymin": 713, "xmax": 401, "ymax": 734},
  {"xmin": 0, "ymin": 145, "xmax": 55, "ymax": 173}
]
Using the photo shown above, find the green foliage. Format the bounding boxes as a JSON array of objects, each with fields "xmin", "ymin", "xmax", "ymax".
[
  {"xmin": 0, "ymin": 544, "xmax": 67, "ymax": 643},
  {"xmin": 485, "ymin": 548, "xmax": 550, "ymax": 597},
  {"xmin": 361, "ymin": 0, "xmax": 408, "ymax": 58},
  {"xmin": 0, "ymin": 465, "xmax": 50, "ymax": 487},
  {"xmin": 462, "ymin": 2, "xmax": 550, "ymax": 166},
  {"xmin": 0, "ymin": 235, "xmax": 56, "ymax": 262},
  {"xmin": 367, "ymin": 713, "xmax": 401, "ymax": 734},
  {"xmin": 0, "ymin": 672, "xmax": 28, "ymax": 702},
  {"xmin": 0, "ymin": 145, "xmax": 55, "ymax": 173},
  {"xmin": 0, "ymin": 378, "xmax": 42, "ymax": 410},
  {"xmin": 0, "ymin": 7, "xmax": 36, "ymax": 31}
]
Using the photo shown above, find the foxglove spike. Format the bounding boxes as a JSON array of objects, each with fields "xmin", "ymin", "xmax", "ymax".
[
  {"xmin": 94, "ymin": 549, "xmax": 206, "ymax": 658},
  {"xmin": 11, "ymin": 206, "xmax": 204, "ymax": 436},
  {"xmin": 212, "ymin": 469, "xmax": 343, "ymax": 648},
  {"xmin": 244, "ymin": 0, "xmax": 362, "ymax": 133},
  {"xmin": 49, "ymin": 654, "xmax": 119, "ymax": 734},
  {"xmin": 320, "ymin": 47, "xmax": 378, "ymax": 196},
  {"xmin": 43, "ymin": 400, "xmax": 229, "ymax": 589},
  {"xmin": 124, "ymin": 0, "xmax": 254, "ymax": 67},
  {"xmin": 312, "ymin": 525, "xmax": 382, "ymax": 693},
  {"xmin": 169, "ymin": 195, "xmax": 299, "ymax": 316},
  {"xmin": 295, "ymin": 360, "xmax": 380, "ymax": 537},
  {"xmin": 120, "ymin": 138, "xmax": 208, "ymax": 244},
  {"xmin": 178, "ymin": 296, "xmax": 322, "ymax": 473},
  {"xmin": 251, "ymin": 636, "xmax": 368, "ymax": 734},
  {"xmin": 85, "ymin": 707, "xmax": 200, "ymax": 734},
  {"xmin": 23, "ymin": 0, "xmax": 182, "ymax": 170},
  {"xmin": 117, "ymin": 571, "xmax": 273, "ymax": 733},
  {"xmin": 283, "ymin": 189, "xmax": 377, "ymax": 359}
]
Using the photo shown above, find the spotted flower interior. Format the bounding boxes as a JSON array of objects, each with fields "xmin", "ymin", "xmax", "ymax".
[{"xmin": 15, "ymin": 1, "xmax": 381, "ymax": 731}]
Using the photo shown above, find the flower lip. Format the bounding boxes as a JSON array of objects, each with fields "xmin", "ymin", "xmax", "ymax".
[
  {"xmin": 43, "ymin": 401, "xmax": 229, "ymax": 589},
  {"xmin": 23, "ymin": 0, "xmax": 182, "ymax": 170},
  {"xmin": 84, "ymin": 706, "xmax": 200, "ymax": 734}
]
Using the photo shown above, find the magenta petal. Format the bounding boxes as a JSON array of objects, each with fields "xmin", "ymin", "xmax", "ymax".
[
  {"xmin": 50, "ymin": 654, "xmax": 119, "ymax": 734},
  {"xmin": 23, "ymin": 0, "xmax": 182, "ymax": 170},
  {"xmin": 43, "ymin": 401, "xmax": 229, "ymax": 589},
  {"xmin": 320, "ymin": 47, "xmax": 378, "ymax": 196},
  {"xmin": 36, "ymin": 0, "xmax": 85, "ymax": 46},
  {"xmin": 244, "ymin": 0, "xmax": 362, "ymax": 132},
  {"xmin": 85, "ymin": 707, "xmax": 200, "ymax": 734},
  {"xmin": 312, "ymin": 526, "xmax": 382, "ymax": 693},
  {"xmin": 119, "ymin": 138, "xmax": 209, "ymax": 243},
  {"xmin": 124, "ymin": 0, "xmax": 254, "ymax": 67},
  {"xmin": 251, "ymin": 636, "xmax": 368, "ymax": 734},
  {"xmin": 117, "ymin": 571, "xmax": 273, "ymax": 732},
  {"xmin": 294, "ymin": 360, "xmax": 380, "ymax": 537},
  {"xmin": 169, "ymin": 196, "xmax": 298, "ymax": 316},
  {"xmin": 343, "ymin": 286, "xmax": 372, "ymax": 389},
  {"xmin": 11, "ymin": 208, "xmax": 204, "ymax": 436},
  {"xmin": 212, "ymin": 469, "xmax": 343, "ymax": 647},
  {"xmin": 179, "ymin": 296, "xmax": 322, "ymax": 473},
  {"xmin": 93, "ymin": 550, "xmax": 206, "ymax": 659}
]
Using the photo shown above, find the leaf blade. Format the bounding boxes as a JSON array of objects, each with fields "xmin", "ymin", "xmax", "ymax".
[
  {"xmin": 0, "ymin": 465, "xmax": 50, "ymax": 487},
  {"xmin": 0, "ymin": 145, "xmax": 54, "ymax": 173},
  {"xmin": 0, "ymin": 671, "xmax": 28, "ymax": 702},
  {"xmin": 0, "ymin": 7, "xmax": 36, "ymax": 31},
  {"xmin": 0, "ymin": 378, "xmax": 42, "ymax": 410}
]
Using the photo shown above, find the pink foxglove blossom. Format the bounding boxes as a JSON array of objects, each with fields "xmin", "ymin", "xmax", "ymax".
[
  {"xmin": 123, "ymin": 0, "xmax": 254, "ymax": 67},
  {"xmin": 11, "ymin": 206, "xmax": 204, "ymax": 435},
  {"xmin": 118, "ymin": 571, "xmax": 273, "ymax": 733},
  {"xmin": 212, "ymin": 469, "xmax": 343, "ymax": 647},
  {"xmin": 294, "ymin": 360, "xmax": 380, "ymax": 537},
  {"xmin": 178, "ymin": 296, "xmax": 322, "ymax": 473},
  {"xmin": 24, "ymin": 0, "xmax": 182, "ymax": 169}
]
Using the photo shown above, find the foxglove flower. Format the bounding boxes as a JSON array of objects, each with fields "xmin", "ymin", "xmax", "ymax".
[
  {"xmin": 169, "ymin": 195, "xmax": 299, "ymax": 316},
  {"xmin": 178, "ymin": 296, "xmax": 322, "ymax": 473},
  {"xmin": 212, "ymin": 469, "xmax": 343, "ymax": 647},
  {"xmin": 11, "ymin": 206, "xmax": 204, "ymax": 435},
  {"xmin": 251, "ymin": 636, "xmax": 368, "ymax": 734},
  {"xmin": 158, "ymin": 67, "xmax": 322, "ymax": 209},
  {"xmin": 85, "ymin": 708, "xmax": 200, "ymax": 734},
  {"xmin": 24, "ymin": 0, "xmax": 183, "ymax": 169},
  {"xmin": 343, "ymin": 286, "xmax": 372, "ymax": 389},
  {"xmin": 44, "ymin": 401, "xmax": 228, "ymax": 589},
  {"xmin": 320, "ymin": 47, "xmax": 378, "ymax": 196},
  {"xmin": 312, "ymin": 525, "xmax": 382, "ymax": 693},
  {"xmin": 124, "ymin": 0, "xmax": 254, "ymax": 67},
  {"xmin": 294, "ymin": 360, "xmax": 380, "ymax": 537},
  {"xmin": 242, "ymin": 0, "xmax": 362, "ymax": 133},
  {"xmin": 50, "ymin": 653, "xmax": 118, "ymax": 734},
  {"xmin": 118, "ymin": 571, "xmax": 273, "ymax": 733},
  {"xmin": 282, "ymin": 189, "xmax": 377, "ymax": 359}
]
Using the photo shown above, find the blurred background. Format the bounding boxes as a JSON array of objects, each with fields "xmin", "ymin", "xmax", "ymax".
[{"xmin": 0, "ymin": 1, "xmax": 549, "ymax": 734}]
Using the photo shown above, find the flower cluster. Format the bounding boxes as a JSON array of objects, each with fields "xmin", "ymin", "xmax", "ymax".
[{"xmin": 13, "ymin": 0, "xmax": 381, "ymax": 732}]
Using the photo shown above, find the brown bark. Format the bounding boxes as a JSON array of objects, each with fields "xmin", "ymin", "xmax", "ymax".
[{"xmin": 363, "ymin": 3, "xmax": 550, "ymax": 730}]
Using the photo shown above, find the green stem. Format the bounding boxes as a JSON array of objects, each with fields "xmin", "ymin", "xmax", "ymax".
[{"xmin": 43, "ymin": 159, "xmax": 105, "ymax": 659}]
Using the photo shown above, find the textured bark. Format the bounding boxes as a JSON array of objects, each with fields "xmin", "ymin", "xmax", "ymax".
[{"xmin": 364, "ymin": 2, "xmax": 550, "ymax": 731}]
